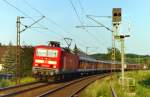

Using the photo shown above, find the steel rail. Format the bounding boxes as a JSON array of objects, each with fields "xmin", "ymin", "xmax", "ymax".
[
  {"xmin": 110, "ymin": 85, "xmax": 118, "ymax": 97},
  {"xmin": 38, "ymin": 74, "xmax": 109, "ymax": 97},
  {"xmin": 0, "ymin": 82, "xmax": 53, "ymax": 97},
  {"xmin": 69, "ymin": 75, "xmax": 107, "ymax": 97},
  {"xmin": 0, "ymin": 81, "xmax": 39, "ymax": 91}
]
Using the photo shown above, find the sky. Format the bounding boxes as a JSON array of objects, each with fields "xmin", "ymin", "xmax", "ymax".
[{"xmin": 0, "ymin": 0, "xmax": 150, "ymax": 55}]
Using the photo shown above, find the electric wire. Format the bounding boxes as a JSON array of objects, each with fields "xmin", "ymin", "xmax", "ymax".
[
  {"xmin": 69, "ymin": 0, "xmax": 84, "ymax": 26},
  {"xmin": 77, "ymin": 0, "xmax": 111, "ymax": 48},
  {"xmin": 69, "ymin": 0, "xmax": 110, "ymax": 52},
  {"xmin": 23, "ymin": 0, "xmax": 91, "ymax": 49},
  {"xmin": 4, "ymin": 0, "xmax": 87, "ymax": 50},
  {"xmin": 2, "ymin": 0, "xmax": 64, "ymax": 39},
  {"xmin": 3, "ymin": 0, "xmax": 108, "ymax": 52},
  {"xmin": 23, "ymin": 0, "xmax": 69, "ymax": 34},
  {"xmin": 2, "ymin": 0, "xmax": 45, "ymax": 28},
  {"xmin": 70, "ymin": 0, "xmax": 108, "ymax": 46}
]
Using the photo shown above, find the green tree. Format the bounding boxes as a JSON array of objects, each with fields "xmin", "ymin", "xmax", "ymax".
[
  {"xmin": 90, "ymin": 53, "xmax": 107, "ymax": 60},
  {"xmin": 20, "ymin": 46, "xmax": 34, "ymax": 77},
  {"xmin": 73, "ymin": 44, "xmax": 79, "ymax": 54},
  {"xmin": 1, "ymin": 46, "xmax": 16, "ymax": 74},
  {"xmin": 107, "ymin": 47, "xmax": 121, "ymax": 61}
]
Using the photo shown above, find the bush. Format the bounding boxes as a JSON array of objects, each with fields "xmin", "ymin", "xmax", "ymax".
[
  {"xmin": 0, "ymin": 79, "xmax": 15, "ymax": 88},
  {"xmin": 20, "ymin": 76, "xmax": 36, "ymax": 84}
]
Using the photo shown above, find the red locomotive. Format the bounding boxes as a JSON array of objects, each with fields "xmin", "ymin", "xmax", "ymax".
[
  {"xmin": 33, "ymin": 41, "xmax": 80, "ymax": 80},
  {"xmin": 32, "ymin": 41, "xmax": 143, "ymax": 80}
]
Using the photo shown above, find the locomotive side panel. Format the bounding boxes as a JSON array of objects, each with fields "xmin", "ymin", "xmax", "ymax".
[{"xmin": 61, "ymin": 52, "xmax": 79, "ymax": 72}]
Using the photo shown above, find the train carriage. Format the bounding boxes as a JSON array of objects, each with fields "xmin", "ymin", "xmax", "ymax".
[{"xmin": 32, "ymin": 41, "xmax": 144, "ymax": 80}]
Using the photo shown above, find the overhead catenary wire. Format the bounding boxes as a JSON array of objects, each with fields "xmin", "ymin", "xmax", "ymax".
[
  {"xmin": 2, "ymin": 0, "xmax": 45, "ymax": 29},
  {"xmin": 3, "ymin": 0, "xmax": 109, "ymax": 53},
  {"xmin": 3, "ymin": 0, "xmax": 88, "ymax": 50},
  {"xmin": 23, "ymin": 0, "xmax": 93, "ymax": 49},
  {"xmin": 2, "ymin": 0, "xmax": 27, "ymax": 16},
  {"xmin": 2, "ymin": 0, "xmax": 64, "ymax": 39},
  {"xmin": 69, "ymin": 0, "xmax": 110, "ymax": 51},
  {"xmin": 69, "ymin": 0, "xmax": 84, "ymax": 27},
  {"xmin": 77, "ymin": 0, "xmax": 111, "ymax": 48},
  {"xmin": 78, "ymin": 0, "xmax": 85, "ymax": 14},
  {"xmin": 23, "ymin": 0, "xmax": 70, "ymax": 34},
  {"xmin": 69, "ymin": 0, "xmax": 104, "ymax": 49}
]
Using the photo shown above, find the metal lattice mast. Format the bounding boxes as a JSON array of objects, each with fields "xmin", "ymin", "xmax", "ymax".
[
  {"xmin": 115, "ymin": 35, "xmax": 130, "ymax": 89},
  {"xmin": 16, "ymin": 16, "xmax": 45, "ymax": 85},
  {"xmin": 120, "ymin": 37, "xmax": 125, "ymax": 88},
  {"xmin": 111, "ymin": 26, "xmax": 115, "ymax": 73},
  {"xmin": 16, "ymin": 16, "xmax": 21, "ymax": 84},
  {"xmin": 112, "ymin": 8, "xmax": 122, "ymax": 74}
]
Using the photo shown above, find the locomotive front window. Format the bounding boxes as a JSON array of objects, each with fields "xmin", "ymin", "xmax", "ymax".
[
  {"xmin": 47, "ymin": 50, "xmax": 58, "ymax": 57},
  {"xmin": 36, "ymin": 49, "xmax": 47, "ymax": 57}
]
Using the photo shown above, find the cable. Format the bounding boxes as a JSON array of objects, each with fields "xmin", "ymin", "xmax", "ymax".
[
  {"xmin": 69, "ymin": 0, "xmax": 84, "ymax": 26},
  {"xmin": 23, "ymin": 0, "xmax": 93, "ymax": 48},
  {"xmin": 23, "ymin": 0, "xmax": 71, "ymax": 34},
  {"xmin": 3, "ymin": 0, "xmax": 47, "ymax": 30},
  {"xmin": 77, "ymin": 0, "xmax": 111, "ymax": 48},
  {"xmin": 23, "ymin": 0, "xmax": 43, "ymax": 16},
  {"xmin": 3, "ymin": 0, "xmax": 65, "ymax": 40},
  {"xmin": 3, "ymin": 0, "xmax": 28, "ymax": 16},
  {"xmin": 69, "ymin": 0, "xmax": 110, "ymax": 51},
  {"xmin": 78, "ymin": 0, "xmax": 86, "ymax": 16}
]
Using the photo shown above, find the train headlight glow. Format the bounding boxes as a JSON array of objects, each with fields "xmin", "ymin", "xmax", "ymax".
[
  {"xmin": 0, "ymin": 64, "xmax": 3, "ymax": 71},
  {"xmin": 35, "ymin": 59, "xmax": 44, "ymax": 63},
  {"xmin": 48, "ymin": 61, "xmax": 57, "ymax": 65},
  {"xmin": 34, "ymin": 64, "xmax": 38, "ymax": 66},
  {"xmin": 53, "ymin": 65, "xmax": 56, "ymax": 68}
]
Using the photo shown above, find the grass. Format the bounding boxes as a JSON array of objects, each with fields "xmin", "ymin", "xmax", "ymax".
[
  {"xmin": 0, "ymin": 79, "xmax": 15, "ymax": 88},
  {"xmin": 0, "ymin": 76, "xmax": 36, "ymax": 88},
  {"xmin": 80, "ymin": 70, "xmax": 150, "ymax": 97},
  {"xmin": 80, "ymin": 77, "xmax": 112, "ymax": 97}
]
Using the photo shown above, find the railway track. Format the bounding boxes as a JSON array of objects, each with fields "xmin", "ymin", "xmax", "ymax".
[
  {"xmin": 38, "ymin": 74, "xmax": 109, "ymax": 97},
  {"xmin": 0, "ymin": 74, "xmax": 109, "ymax": 97},
  {"xmin": 0, "ymin": 81, "xmax": 51, "ymax": 97}
]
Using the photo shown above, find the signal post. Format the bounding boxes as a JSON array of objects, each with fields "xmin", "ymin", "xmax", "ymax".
[{"xmin": 111, "ymin": 8, "xmax": 121, "ymax": 76}]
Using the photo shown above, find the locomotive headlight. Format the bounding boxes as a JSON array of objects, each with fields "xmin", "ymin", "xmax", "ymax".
[
  {"xmin": 48, "ymin": 61, "xmax": 57, "ymax": 65},
  {"xmin": 35, "ymin": 59, "xmax": 44, "ymax": 63},
  {"xmin": 0, "ymin": 64, "xmax": 3, "ymax": 71},
  {"xmin": 53, "ymin": 65, "xmax": 56, "ymax": 68},
  {"xmin": 34, "ymin": 64, "xmax": 38, "ymax": 66}
]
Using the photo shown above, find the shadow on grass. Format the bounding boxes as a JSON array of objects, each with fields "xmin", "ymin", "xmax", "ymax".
[{"xmin": 138, "ymin": 77, "xmax": 150, "ymax": 88}]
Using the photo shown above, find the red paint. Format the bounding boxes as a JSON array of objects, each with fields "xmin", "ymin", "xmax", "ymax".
[{"xmin": 33, "ymin": 45, "xmax": 62, "ymax": 69}]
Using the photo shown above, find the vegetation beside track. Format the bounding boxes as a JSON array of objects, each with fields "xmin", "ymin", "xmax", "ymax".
[
  {"xmin": 80, "ymin": 70, "xmax": 150, "ymax": 97},
  {"xmin": 0, "ymin": 77, "xmax": 36, "ymax": 88},
  {"xmin": 80, "ymin": 76, "xmax": 112, "ymax": 97}
]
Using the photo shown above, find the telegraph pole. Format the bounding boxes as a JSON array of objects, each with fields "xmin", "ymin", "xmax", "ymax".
[{"xmin": 16, "ymin": 16, "xmax": 45, "ymax": 85}]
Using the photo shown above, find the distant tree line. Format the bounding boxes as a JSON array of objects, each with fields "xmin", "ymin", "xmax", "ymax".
[
  {"xmin": 90, "ymin": 47, "xmax": 150, "ymax": 69},
  {"xmin": 0, "ymin": 43, "xmax": 149, "ymax": 78}
]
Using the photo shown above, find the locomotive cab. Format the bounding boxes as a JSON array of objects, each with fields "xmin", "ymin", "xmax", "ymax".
[{"xmin": 32, "ymin": 41, "xmax": 61, "ymax": 76}]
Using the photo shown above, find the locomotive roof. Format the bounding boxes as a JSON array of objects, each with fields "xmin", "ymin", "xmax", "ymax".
[{"xmin": 34, "ymin": 45, "xmax": 61, "ymax": 49}]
